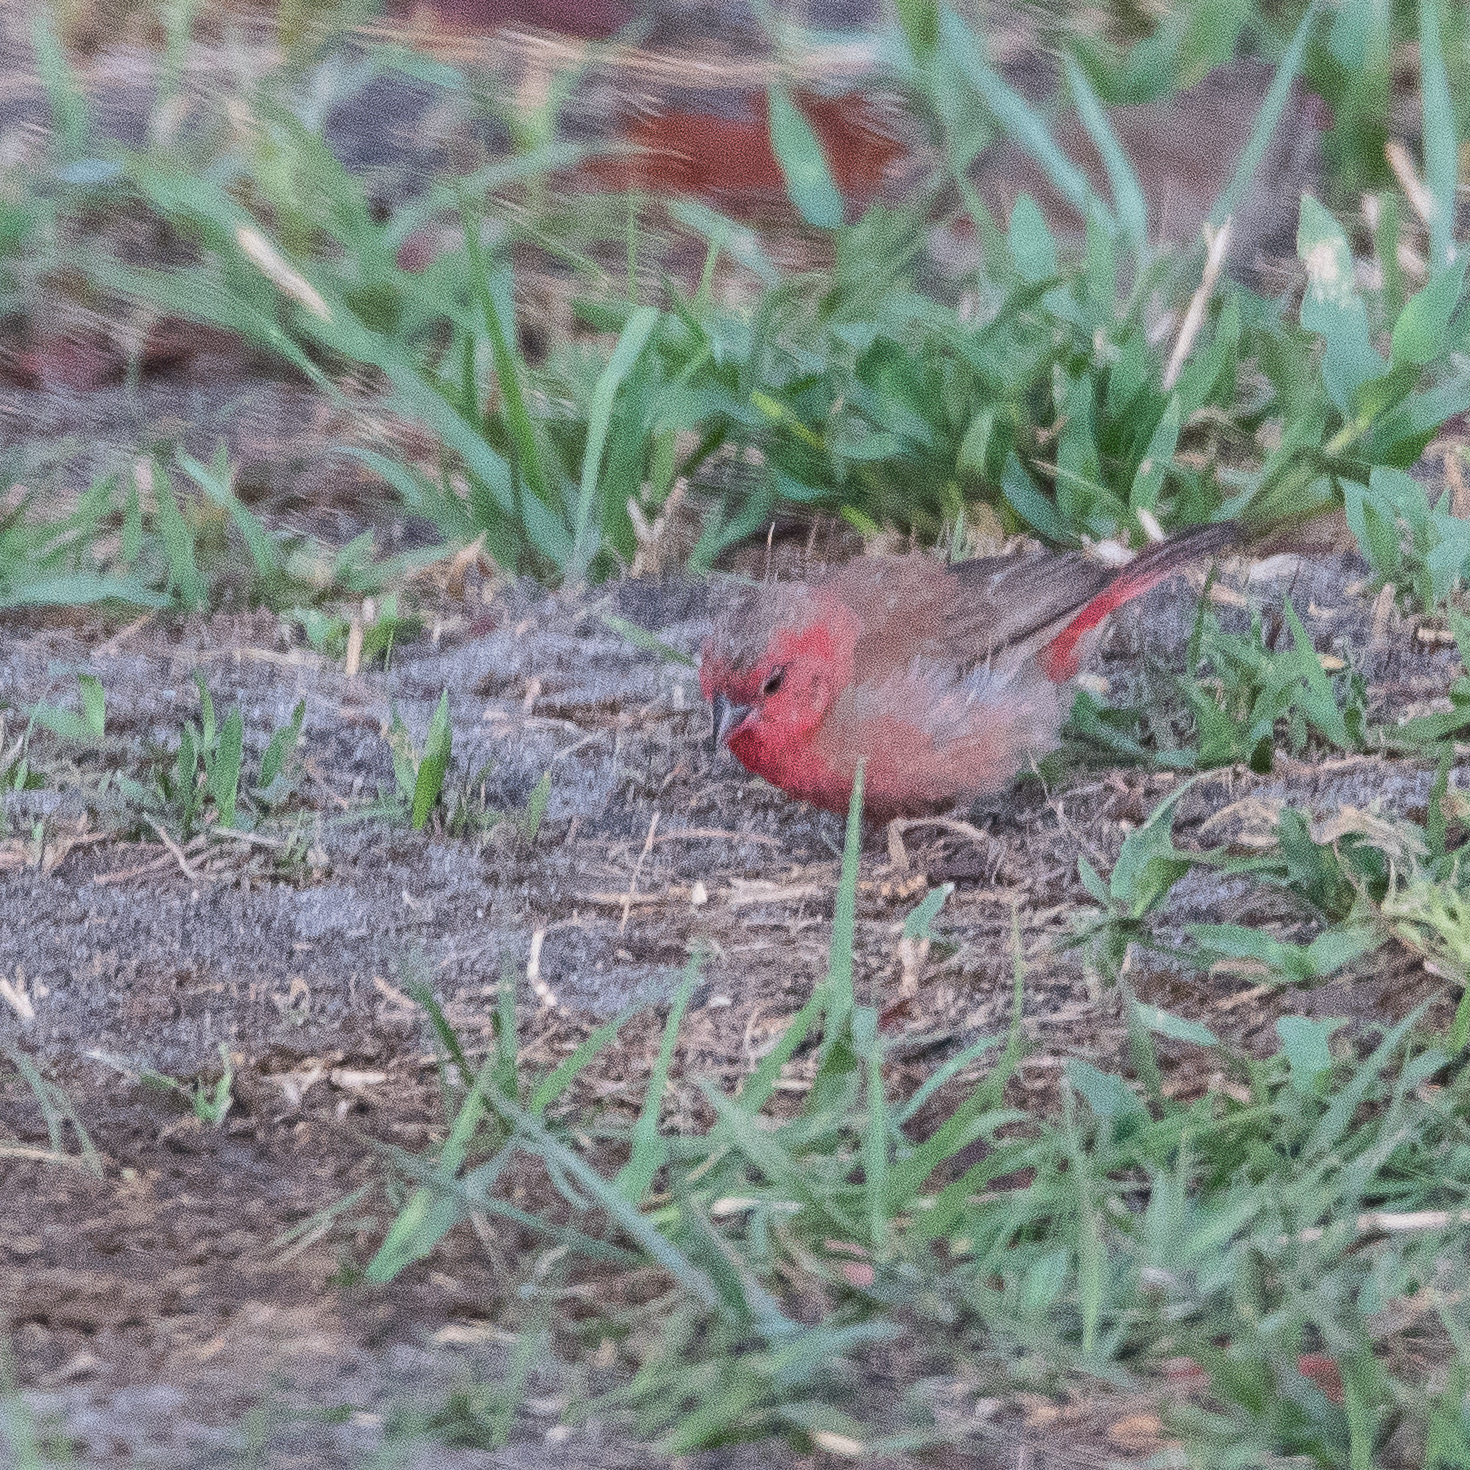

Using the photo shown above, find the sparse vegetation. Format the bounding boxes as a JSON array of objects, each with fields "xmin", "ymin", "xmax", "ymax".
[{"xmin": 4, "ymin": 0, "xmax": 1470, "ymax": 1463}]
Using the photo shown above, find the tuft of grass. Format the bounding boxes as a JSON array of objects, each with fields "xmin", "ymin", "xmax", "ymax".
[
  {"xmin": 0, "ymin": 447, "xmax": 409, "ymax": 620},
  {"xmin": 384, "ymin": 690, "xmax": 453, "ymax": 832},
  {"xmin": 358, "ymin": 763, "xmax": 1470, "ymax": 1461},
  {"xmin": 1, "ymin": 1046, "xmax": 101, "ymax": 1175},
  {"xmin": 16, "ymin": 0, "xmax": 1449, "ymax": 602}
]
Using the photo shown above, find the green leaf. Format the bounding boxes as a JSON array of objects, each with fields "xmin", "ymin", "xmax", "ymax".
[
  {"xmin": 1298, "ymin": 195, "xmax": 1389, "ymax": 414},
  {"xmin": 615, "ymin": 958, "xmax": 699, "ymax": 1203},
  {"xmin": 1001, "ymin": 452, "xmax": 1073, "ymax": 543},
  {"xmin": 154, "ymin": 475, "xmax": 208, "ymax": 610},
  {"xmin": 77, "ymin": 673, "xmax": 106, "ymax": 741},
  {"xmin": 1284, "ymin": 599, "xmax": 1354, "ymax": 749},
  {"xmin": 1130, "ymin": 395, "xmax": 1181, "ymax": 510},
  {"xmin": 666, "ymin": 198, "xmax": 779, "ymax": 287},
  {"xmin": 1134, "ymin": 1003, "xmax": 1219, "ymax": 1048},
  {"xmin": 194, "ymin": 673, "xmax": 216, "ymax": 751},
  {"xmin": 1006, "ymin": 194, "xmax": 1058, "ymax": 283},
  {"xmin": 942, "ymin": 10, "xmax": 1114, "ymax": 235},
  {"xmin": 259, "ymin": 700, "xmax": 305, "ymax": 792},
  {"xmin": 1304, "ymin": 925, "xmax": 1380, "ymax": 974},
  {"xmin": 1190, "ymin": 922, "xmax": 1291, "ymax": 969},
  {"xmin": 1276, "ymin": 1014, "xmax": 1344, "ymax": 1094},
  {"xmin": 30, "ymin": 5, "xmax": 88, "ymax": 161},
  {"xmin": 0, "ymin": 574, "xmax": 168, "ymax": 612},
  {"xmin": 463, "ymin": 231, "xmax": 552, "ymax": 514},
  {"xmin": 1109, "ymin": 779, "xmax": 1196, "ymax": 918},
  {"xmin": 1418, "ymin": 0, "xmax": 1459, "ymax": 272},
  {"xmin": 1078, "ymin": 854, "xmax": 1112, "ymax": 905},
  {"xmin": 28, "ymin": 673, "xmax": 107, "ymax": 744},
  {"xmin": 599, "ymin": 612, "xmax": 696, "ymax": 668},
  {"xmin": 895, "ymin": 0, "xmax": 938, "ymax": 53},
  {"xmin": 1208, "ymin": 0, "xmax": 1320, "ymax": 231},
  {"xmin": 177, "ymin": 446, "xmax": 280, "ymax": 580},
  {"xmin": 528, "ymin": 1006, "xmax": 635, "ymax": 1116},
  {"xmin": 1065, "ymin": 1060, "xmax": 1146, "ymax": 1122},
  {"xmin": 902, "ymin": 882, "xmax": 954, "ymax": 941},
  {"xmin": 209, "ymin": 706, "xmax": 244, "ymax": 830},
  {"xmin": 767, "ymin": 87, "xmax": 844, "ymax": 231},
  {"xmin": 367, "ymin": 1057, "xmax": 509, "ymax": 1282},
  {"xmin": 820, "ymin": 761, "xmax": 866, "ymax": 1051},
  {"xmin": 521, "ymin": 770, "xmax": 551, "ymax": 842},
  {"xmin": 1391, "ymin": 256, "xmax": 1468, "ymax": 366},
  {"xmin": 1065, "ymin": 57, "xmax": 1147, "ymax": 258},
  {"xmin": 568, "ymin": 306, "xmax": 660, "ymax": 580},
  {"xmin": 411, "ymin": 690, "xmax": 452, "ymax": 830}
]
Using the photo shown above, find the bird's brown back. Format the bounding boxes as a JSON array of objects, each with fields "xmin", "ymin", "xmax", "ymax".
[{"xmin": 819, "ymin": 551, "xmax": 1117, "ymax": 682}]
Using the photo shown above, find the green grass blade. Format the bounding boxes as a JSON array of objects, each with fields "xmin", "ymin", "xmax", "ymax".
[
  {"xmin": 177, "ymin": 447, "xmax": 279, "ymax": 580},
  {"xmin": 701, "ymin": 1082, "xmax": 864, "ymax": 1237},
  {"xmin": 820, "ymin": 760, "xmax": 865, "ymax": 1051},
  {"xmin": 259, "ymin": 700, "xmax": 305, "ymax": 792},
  {"xmin": 334, "ymin": 447, "xmax": 469, "ymax": 530},
  {"xmin": 735, "ymin": 983, "xmax": 827, "ymax": 1115},
  {"xmin": 600, "ymin": 611, "xmax": 697, "ymax": 668},
  {"xmin": 406, "ymin": 977, "xmax": 476, "ymax": 1088},
  {"xmin": 30, "ymin": 6, "xmax": 88, "ymax": 161},
  {"xmin": 1059, "ymin": 1082, "xmax": 1103, "ymax": 1359},
  {"xmin": 387, "ymin": 141, "xmax": 597, "ymax": 247},
  {"xmin": 1418, "ymin": 0, "xmax": 1459, "ymax": 272},
  {"xmin": 766, "ymin": 85, "xmax": 844, "ymax": 230},
  {"xmin": 569, "ymin": 305, "xmax": 660, "ymax": 580},
  {"xmin": 529, "ymin": 1006, "xmax": 638, "ymax": 1115},
  {"xmin": 0, "ymin": 574, "xmax": 168, "ymax": 611},
  {"xmin": 615, "ymin": 957, "xmax": 700, "ymax": 1203},
  {"xmin": 895, "ymin": 1033, "xmax": 1001, "ymax": 1126},
  {"xmin": 412, "ymin": 690, "xmax": 452, "ymax": 830},
  {"xmin": 367, "ymin": 1043, "xmax": 506, "ymax": 1282},
  {"xmin": 1130, "ymin": 396, "xmax": 1181, "ymax": 511},
  {"xmin": 462, "ymin": 216, "xmax": 551, "ymax": 508},
  {"xmin": 1208, "ymin": 0, "xmax": 1320, "ymax": 233},
  {"xmin": 492, "ymin": 1095, "xmax": 725, "ymax": 1311},
  {"xmin": 154, "ymin": 475, "xmax": 208, "ymax": 610},
  {"xmin": 853, "ymin": 1005, "xmax": 890, "ymax": 1256},
  {"xmin": 676, "ymin": 1196, "xmax": 799, "ymax": 1337},
  {"xmin": 941, "ymin": 9, "xmax": 1114, "ymax": 235},
  {"xmin": 1065, "ymin": 57, "xmax": 1147, "ymax": 258},
  {"xmin": 209, "ymin": 706, "xmax": 243, "ymax": 830},
  {"xmin": 667, "ymin": 199, "xmax": 780, "ymax": 288}
]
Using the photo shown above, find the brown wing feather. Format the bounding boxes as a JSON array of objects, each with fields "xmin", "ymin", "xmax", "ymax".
[
  {"xmin": 822, "ymin": 524, "xmax": 1238, "ymax": 680},
  {"xmin": 946, "ymin": 551, "xmax": 1116, "ymax": 664},
  {"xmin": 817, "ymin": 549, "xmax": 1113, "ymax": 681}
]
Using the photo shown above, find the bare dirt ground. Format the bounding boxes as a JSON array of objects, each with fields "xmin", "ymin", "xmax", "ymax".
[{"xmin": 1, "ymin": 405, "xmax": 1464, "ymax": 1464}]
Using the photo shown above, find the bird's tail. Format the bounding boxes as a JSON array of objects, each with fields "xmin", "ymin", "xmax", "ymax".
[{"xmin": 1038, "ymin": 521, "xmax": 1241, "ymax": 682}]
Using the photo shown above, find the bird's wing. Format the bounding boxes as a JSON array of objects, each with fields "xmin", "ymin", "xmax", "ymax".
[
  {"xmin": 818, "ymin": 550, "xmax": 1111, "ymax": 682},
  {"xmin": 820, "ymin": 524, "xmax": 1237, "ymax": 683},
  {"xmin": 946, "ymin": 551, "xmax": 1115, "ymax": 667},
  {"xmin": 950, "ymin": 521, "xmax": 1240, "ymax": 674}
]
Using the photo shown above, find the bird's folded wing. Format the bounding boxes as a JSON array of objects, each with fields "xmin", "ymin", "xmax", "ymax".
[{"xmin": 946, "ymin": 551, "xmax": 1115, "ymax": 666}]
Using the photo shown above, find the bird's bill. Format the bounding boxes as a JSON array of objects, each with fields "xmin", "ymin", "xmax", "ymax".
[{"xmin": 710, "ymin": 692, "xmax": 753, "ymax": 747}]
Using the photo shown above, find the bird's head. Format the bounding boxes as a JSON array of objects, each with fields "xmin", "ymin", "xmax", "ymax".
[{"xmin": 699, "ymin": 583, "xmax": 857, "ymax": 767}]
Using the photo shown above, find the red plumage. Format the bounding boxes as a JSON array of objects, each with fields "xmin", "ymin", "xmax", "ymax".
[{"xmin": 699, "ymin": 524, "xmax": 1237, "ymax": 819}]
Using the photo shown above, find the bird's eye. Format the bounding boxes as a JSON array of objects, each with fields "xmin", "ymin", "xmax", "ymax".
[{"xmin": 761, "ymin": 667, "xmax": 786, "ymax": 698}]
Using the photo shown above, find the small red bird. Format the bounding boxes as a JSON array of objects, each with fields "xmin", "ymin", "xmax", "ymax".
[{"xmin": 699, "ymin": 524, "xmax": 1238, "ymax": 819}]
